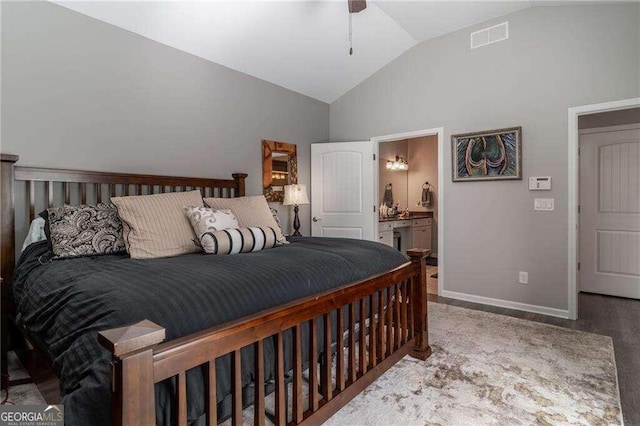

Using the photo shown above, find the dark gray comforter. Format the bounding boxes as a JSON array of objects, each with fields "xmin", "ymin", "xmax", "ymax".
[{"xmin": 13, "ymin": 237, "xmax": 407, "ymax": 425}]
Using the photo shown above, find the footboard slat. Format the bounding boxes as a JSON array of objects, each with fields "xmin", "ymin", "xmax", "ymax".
[
  {"xmin": 359, "ymin": 298, "xmax": 367, "ymax": 375},
  {"xmin": 401, "ymin": 281, "xmax": 408, "ymax": 344},
  {"xmin": 377, "ymin": 290, "xmax": 385, "ymax": 362},
  {"xmin": 348, "ymin": 303, "xmax": 357, "ymax": 384},
  {"xmin": 308, "ymin": 318, "xmax": 319, "ymax": 413},
  {"xmin": 293, "ymin": 325, "xmax": 304, "ymax": 423},
  {"xmin": 254, "ymin": 341, "xmax": 265, "ymax": 426},
  {"xmin": 393, "ymin": 284, "xmax": 403, "ymax": 351},
  {"xmin": 386, "ymin": 286, "xmax": 393, "ymax": 357},
  {"xmin": 408, "ymin": 279, "xmax": 415, "ymax": 338},
  {"xmin": 369, "ymin": 294, "xmax": 377, "ymax": 369},
  {"xmin": 177, "ymin": 372, "xmax": 187, "ymax": 426},
  {"xmin": 232, "ymin": 350, "xmax": 242, "ymax": 426},
  {"xmin": 336, "ymin": 309, "xmax": 345, "ymax": 392},
  {"xmin": 206, "ymin": 360, "xmax": 217, "ymax": 426},
  {"xmin": 99, "ymin": 250, "xmax": 432, "ymax": 426},
  {"xmin": 274, "ymin": 332, "xmax": 286, "ymax": 426},
  {"xmin": 322, "ymin": 313, "xmax": 333, "ymax": 402}
]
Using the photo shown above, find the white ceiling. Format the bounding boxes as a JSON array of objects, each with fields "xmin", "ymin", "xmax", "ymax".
[
  {"xmin": 375, "ymin": 1, "xmax": 530, "ymax": 41},
  {"xmin": 53, "ymin": 1, "xmax": 535, "ymax": 103}
]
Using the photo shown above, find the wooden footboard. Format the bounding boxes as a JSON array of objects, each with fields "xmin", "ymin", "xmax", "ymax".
[{"xmin": 99, "ymin": 249, "xmax": 431, "ymax": 425}]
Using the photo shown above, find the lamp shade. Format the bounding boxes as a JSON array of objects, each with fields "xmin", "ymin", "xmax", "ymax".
[{"xmin": 283, "ymin": 184, "xmax": 309, "ymax": 206}]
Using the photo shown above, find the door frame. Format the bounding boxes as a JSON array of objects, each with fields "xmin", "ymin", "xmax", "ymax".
[
  {"xmin": 568, "ymin": 97, "xmax": 640, "ymax": 320},
  {"xmin": 371, "ymin": 127, "xmax": 445, "ymax": 295}
]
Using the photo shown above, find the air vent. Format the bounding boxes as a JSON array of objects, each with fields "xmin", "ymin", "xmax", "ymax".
[{"xmin": 470, "ymin": 22, "xmax": 509, "ymax": 49}]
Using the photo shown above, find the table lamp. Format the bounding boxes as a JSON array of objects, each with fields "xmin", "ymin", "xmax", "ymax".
[{"xmin": 283, "ymin": 184, "xmax": 309, "ymax": 237}]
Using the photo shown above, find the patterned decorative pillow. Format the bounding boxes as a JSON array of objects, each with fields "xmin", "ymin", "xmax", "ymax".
[
  {"xmin": 192, "ymin": 226, "xmax": 278, "ymax": 255},
  {"xmin": 47, "ymin": 203, "xmax": 126, "ymax": 259},
  {"xmin": 269, "ymin": 207, "xmax": 284, "ymax": 233},
  {"xmin": 183, "ymin": 206, "xmax": 239, "ymax": 242}
]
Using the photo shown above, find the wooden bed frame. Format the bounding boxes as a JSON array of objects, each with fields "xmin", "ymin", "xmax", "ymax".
[{"xmin": 0, "ymin": 153, "xmax": 431, "ymax": 425}]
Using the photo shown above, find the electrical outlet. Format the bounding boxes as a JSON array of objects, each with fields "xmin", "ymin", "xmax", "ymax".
[
  {"xmin": 519, "ymin": 271, "xmax": 528, "ymax": 284},
  {"xmin": 534, "ymin": 198, "xmax": 554, "ymax": 211}
]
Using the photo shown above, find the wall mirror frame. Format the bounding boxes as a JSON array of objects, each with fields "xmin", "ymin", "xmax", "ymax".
[{"xmin": 262, "ymin": 139, "xmax": 297, "ymax": 202}]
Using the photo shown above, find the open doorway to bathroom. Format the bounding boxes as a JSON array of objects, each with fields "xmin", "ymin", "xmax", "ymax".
[{"xmin": 373, "ymin": 128, "xmax": 443, "ymax": 295}]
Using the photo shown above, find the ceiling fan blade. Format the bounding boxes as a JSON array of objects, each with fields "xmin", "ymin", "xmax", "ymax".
[{"xmin": 348, "ymin": 0, "xmax": 367, "ymax": 14}]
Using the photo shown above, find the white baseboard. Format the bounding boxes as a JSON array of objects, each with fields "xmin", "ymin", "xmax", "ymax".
[{"xmin": 439, "ymin": 290, "xmax": 570, "ymax": 319}]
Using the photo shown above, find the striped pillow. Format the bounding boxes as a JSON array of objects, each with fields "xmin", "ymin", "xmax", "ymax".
[
  {"xmin": 111, "ymin": 190, "xmax": 204, "ymax": 259},
  {"xmin": 196, "ymin": 227, "xmax": 278, "ymax": 255}
]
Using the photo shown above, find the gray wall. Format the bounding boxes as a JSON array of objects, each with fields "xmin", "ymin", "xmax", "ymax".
[
  {"xmin": 379, "ymin": 139, "xmax": 408, "ymax": 210},
  {"xmin": 330, "ymin": 4, "xmax": 640, "ymax": 311},
  {"xmin": 1, "ymin": 1, "xmax": 329, "ymax": 237}
]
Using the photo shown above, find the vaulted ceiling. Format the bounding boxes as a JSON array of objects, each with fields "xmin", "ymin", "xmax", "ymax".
[{"xmin": 53, "ymin": 1, "xmax": 534, "ymax": 103}]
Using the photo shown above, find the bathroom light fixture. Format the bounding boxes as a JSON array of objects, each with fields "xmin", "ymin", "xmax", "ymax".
[{"xmin": 386, "ymin": 156, "xmax": 408, "ymax": 171}]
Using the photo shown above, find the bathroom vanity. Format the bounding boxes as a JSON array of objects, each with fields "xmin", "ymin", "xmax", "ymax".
[{"xmin": 378, "ymin": 213, "xmax": 433, "ymax": 252}]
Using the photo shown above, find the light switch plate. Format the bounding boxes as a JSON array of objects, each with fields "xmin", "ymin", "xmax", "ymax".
[
  {"xmin": 519, "ymin": 271, "xmax": 528, "ymax": 284},
  {"xmin": 534, "ymin": 198, "xmax": 554, "ymax": 211},
  {"xmin": 529, "ymin": 176, "xmax": 552, "ymax": 190}
]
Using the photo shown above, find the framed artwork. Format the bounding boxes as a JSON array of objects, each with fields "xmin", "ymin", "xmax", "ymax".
[{"xmin": 452, "ymin": 126, "xmax": 522, "ymax": 182}]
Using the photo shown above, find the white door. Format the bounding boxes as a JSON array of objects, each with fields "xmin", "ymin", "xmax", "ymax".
[
  {"xmin": 311, "ymin": 142, "xmax": 375, "ymax": 240},
  {"xmin": 580, "ymin": 126, "xmax": 640, "ymax": 298}
]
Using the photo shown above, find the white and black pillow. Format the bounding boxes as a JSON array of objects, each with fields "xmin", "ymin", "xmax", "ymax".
[
  {"xmin": 184, "ymin": 206, "xmax": 239, "ymax": 236},
  {"xmin": 193, "ymin": 226, "xmax": 278, "ymax": 255},
  {"xmin": 47, "ymin": 203, "xmax": 126, "ymax": 259}
]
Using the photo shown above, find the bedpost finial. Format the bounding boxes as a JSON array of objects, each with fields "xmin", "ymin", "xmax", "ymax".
[
  {"xmin": 232, "ymin": 173, "xmax": 247, "ymax": 197},
  {"xmin": 98, "ymin": 319, "xmax": 165, "ymax": 358},
  {"xmin": 0, "ymin": 154, "xmax": 19, "ymax": 163},
  {"xmin": 407, "ymin": 248, "xmax": 430, "ymax": 261}
]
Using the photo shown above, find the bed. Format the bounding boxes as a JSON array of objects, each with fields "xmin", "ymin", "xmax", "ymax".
[{"xmin": 0, "ymin": 154, "xmax": 431, "ymax": 425}]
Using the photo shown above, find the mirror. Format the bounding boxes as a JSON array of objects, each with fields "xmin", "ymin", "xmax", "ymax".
[
  {"xmin": 379, "ymin": 140, "xmax": 408, "ymax": 215},
  {"xmin": 262, "ymin": 139, "xmax": 297, "ymax": 202}
]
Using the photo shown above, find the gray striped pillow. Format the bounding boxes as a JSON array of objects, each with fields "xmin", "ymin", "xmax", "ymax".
[
  {"xmin": 111, "ymin": 190, "xmax": 204, "ymax": 259},
  {"xmin": 196, "ymin": 227, "xmax": 278, "ymax": 255}
]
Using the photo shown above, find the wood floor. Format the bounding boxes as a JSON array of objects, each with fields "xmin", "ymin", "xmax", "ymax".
[
  {"xmin": 428, "ymin": 291, "xmax": 640, "ymax": 425},
  {"xmin": 426, "ymin": 265, "xmax": 438, "ymax": 295}
]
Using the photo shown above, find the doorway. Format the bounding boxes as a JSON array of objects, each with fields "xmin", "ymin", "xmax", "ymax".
[
  {"xmin": 568, "ymin": 98, "xmax": 640, "ymax": 320},
  {"xmin": 372, "ymin": 128, "xmax": 444, "ymax": 295}
]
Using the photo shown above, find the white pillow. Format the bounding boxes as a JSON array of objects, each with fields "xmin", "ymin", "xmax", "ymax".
[
  {"xmin": 21, "ymin": 217, "xmax": 47, "ymax": 251},
  {"xmin": 183, "ymin": 206, "xmax": 240, "ymax": 251}
]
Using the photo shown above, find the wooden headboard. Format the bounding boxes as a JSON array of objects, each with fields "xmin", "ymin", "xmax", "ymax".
[{"xmin": 0, "ymin": 154, "xmax": 247, "ymax": 284}]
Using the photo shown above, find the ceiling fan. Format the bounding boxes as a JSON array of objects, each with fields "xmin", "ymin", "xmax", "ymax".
[
  {"xmin": 348, "ymin": 0, "xmax": 367, "ymax": 55},
  {"xmin": 348, "ymin": 0, "xmax": 367, "ymax": 14}
]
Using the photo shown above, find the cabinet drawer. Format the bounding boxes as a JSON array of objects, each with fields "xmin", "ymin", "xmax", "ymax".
[
  {"xmin": 412, "ymin": 218, "xmax": 432, "ymax": 227},
  {"xmin": 395, "ymin": 220, "xmax": 411, "ymax": 228},
  {"xmin": 379, "ymin": 222, "xmax": 394, "ymax": 232},
  {"xmin": 378, "ymin": 230, "xmax": 394, "ymax": 247}
]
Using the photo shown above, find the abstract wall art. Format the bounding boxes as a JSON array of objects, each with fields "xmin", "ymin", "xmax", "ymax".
[{"xmin": 451, "ymin": 127, "xmax": 522, "ymax": 181}]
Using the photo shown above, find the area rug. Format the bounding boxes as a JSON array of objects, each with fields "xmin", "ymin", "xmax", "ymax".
[
  {"xmin": 325, "ymin": 303, "xmax": 623, "ymax": 426},
  {"xmin": 6, "ymin": 304, "xmax": 623, "ymax": 425}
]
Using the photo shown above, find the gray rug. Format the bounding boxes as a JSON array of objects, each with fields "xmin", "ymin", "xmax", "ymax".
[
  {"xmin": 326, "ymin": 303, "xmax": 623, "ymax": 426},
  {"xmin": 6, "ymin": 304, "xmax": 623, "ymax": 425}
]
